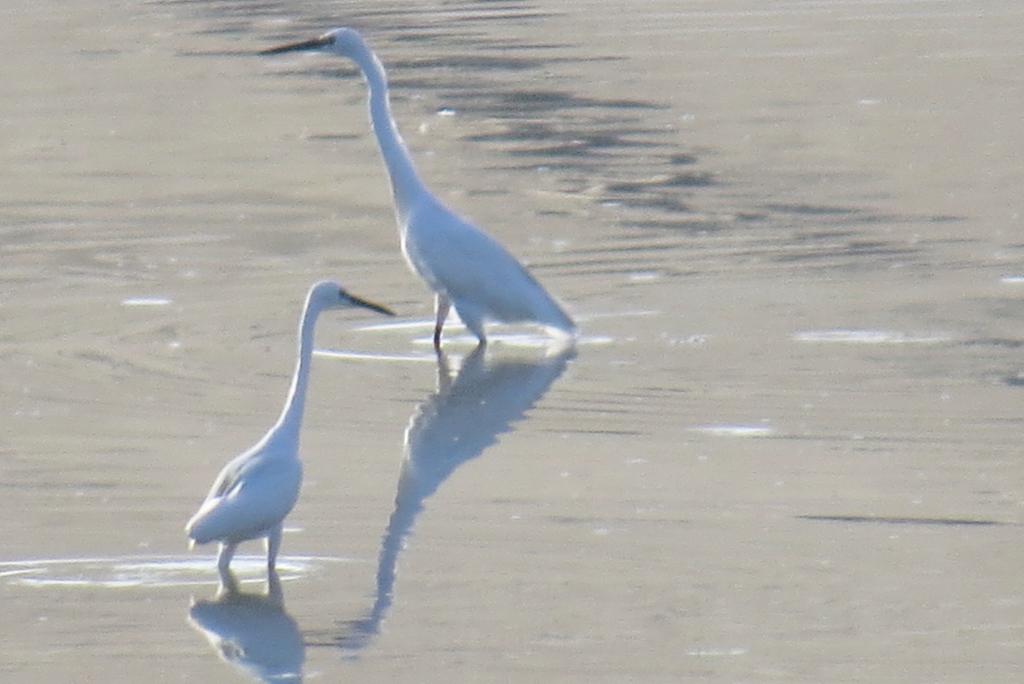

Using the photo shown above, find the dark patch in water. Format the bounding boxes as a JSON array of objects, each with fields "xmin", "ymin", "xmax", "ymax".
[
  {"xmin": 963, "ymin": 338, "xmax": 1024, "ymax": 350},
  {"xmin": 668, "ymin": 153, "xmax": 699, "ymax": 166},
  {"xmin": 798, "ymin": 515, "xmax": 1007, "ymax": 527},
  {"xmin": 764, "ymin": 203, "xmax": 861, "ymax": 216},
  {"xmin": 605, "ymin": 172, "xmax": 716, "ymax": 193}
]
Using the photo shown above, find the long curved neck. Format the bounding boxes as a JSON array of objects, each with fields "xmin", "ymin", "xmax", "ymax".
[
  {"xmin": 270, "ymin": 296, "xmax": 322, "ymax": 448},
  {"xmin": 348, "ymin": 39, "xmax": 427, "ymax": 224}
]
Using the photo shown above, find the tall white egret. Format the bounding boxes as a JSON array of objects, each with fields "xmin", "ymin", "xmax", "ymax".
[
  {"xmin": 186, "ymin": 281, "xmax": 393, "ymax": 577},
  {"xmin": 261, "ymin": 29, "xmax": 576, "ymax": 349}
]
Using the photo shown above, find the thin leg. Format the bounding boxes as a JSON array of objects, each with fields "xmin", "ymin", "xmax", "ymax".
[
  {"xmin": 434, "ymin": 347, "xmax": 453, "ymax": 394},
  {"xmin": 217, "ymin": 542, "xmax": 238, "ymax": 576},
  {"xmin": 217, "ymin": 566, "xmax": 240, "ymax": 596},
  {"xmin": 266, "ymin": 523, "xmax": 283, "ymax": 572},
  {"xmin": 266, "ymin": 568, "xmax": 283, "ymax": 605},
  {"xmin": 433, "ymin": 293, "xmax": 451, "ymax": 349},
  {"xmin": 461, "ymin": 311, "xmax": 487, "ymax": 348}
]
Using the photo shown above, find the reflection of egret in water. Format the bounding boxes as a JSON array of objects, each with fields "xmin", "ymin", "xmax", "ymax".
[
  {"xmin": 189, "ymin": 570, "xmax": 304, "ymax": 682},
  {"xmin": 335, "ymin": 345, "xmax": 573, "ymax": 652}
]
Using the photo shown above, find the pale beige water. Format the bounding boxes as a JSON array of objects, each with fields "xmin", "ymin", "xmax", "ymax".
[{"xmin": 2, "ymin": 0, "xmax": 1023, "ymax": 681}]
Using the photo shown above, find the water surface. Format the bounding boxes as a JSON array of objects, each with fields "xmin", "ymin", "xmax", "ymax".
[{"xmin": 2, "ymin": 0, "xmax": 1022, "ymax": 681}]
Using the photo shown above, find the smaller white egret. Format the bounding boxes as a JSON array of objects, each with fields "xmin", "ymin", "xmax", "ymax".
[
  {"xmin": 261, "ymin": 29, "xmax": 576, "ymax": 349},
  {"xmin": 186, "ymin": 281, "xmax": 393, "ymax": 577}
]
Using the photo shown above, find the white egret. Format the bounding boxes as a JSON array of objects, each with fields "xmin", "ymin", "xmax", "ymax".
[
  {"xmin": 186, "ymin": 281, "xmax": 393, "ymax": 577},
  {"xmin": 261, "ymin": 29, "xmax": 576, "ymax": 349}
]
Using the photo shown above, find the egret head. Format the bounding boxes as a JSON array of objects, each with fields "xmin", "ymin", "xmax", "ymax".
[
  {"xmin": 260, "ymin": 27, "xmax": 368, "ymax": 60},
  {"xmin": 307, "ymin": 280, "xmax": 394, "ymax": 316}
]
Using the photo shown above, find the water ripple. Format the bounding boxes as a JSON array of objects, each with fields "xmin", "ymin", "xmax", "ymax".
[
  {"xmin": 793, "ymin": 329, "xmax": 953, "ymax": 345},
  {"xmin": 0, "ymin": 554, "xmax": 355, "ymax": 589}
]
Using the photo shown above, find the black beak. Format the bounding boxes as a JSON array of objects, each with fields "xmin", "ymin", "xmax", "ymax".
[
  {"xmin": 259, "ymin": 35, "xmax": 333, "ymax": 56},
  {"xmin": 345, "ymin": 292, "xmax": 395, "ymax": 317}
]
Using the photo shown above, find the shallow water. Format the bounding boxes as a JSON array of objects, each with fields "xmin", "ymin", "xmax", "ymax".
[{"xmin": 2, "ymin": 0, "xmax": 1023, "ymax": 681}]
